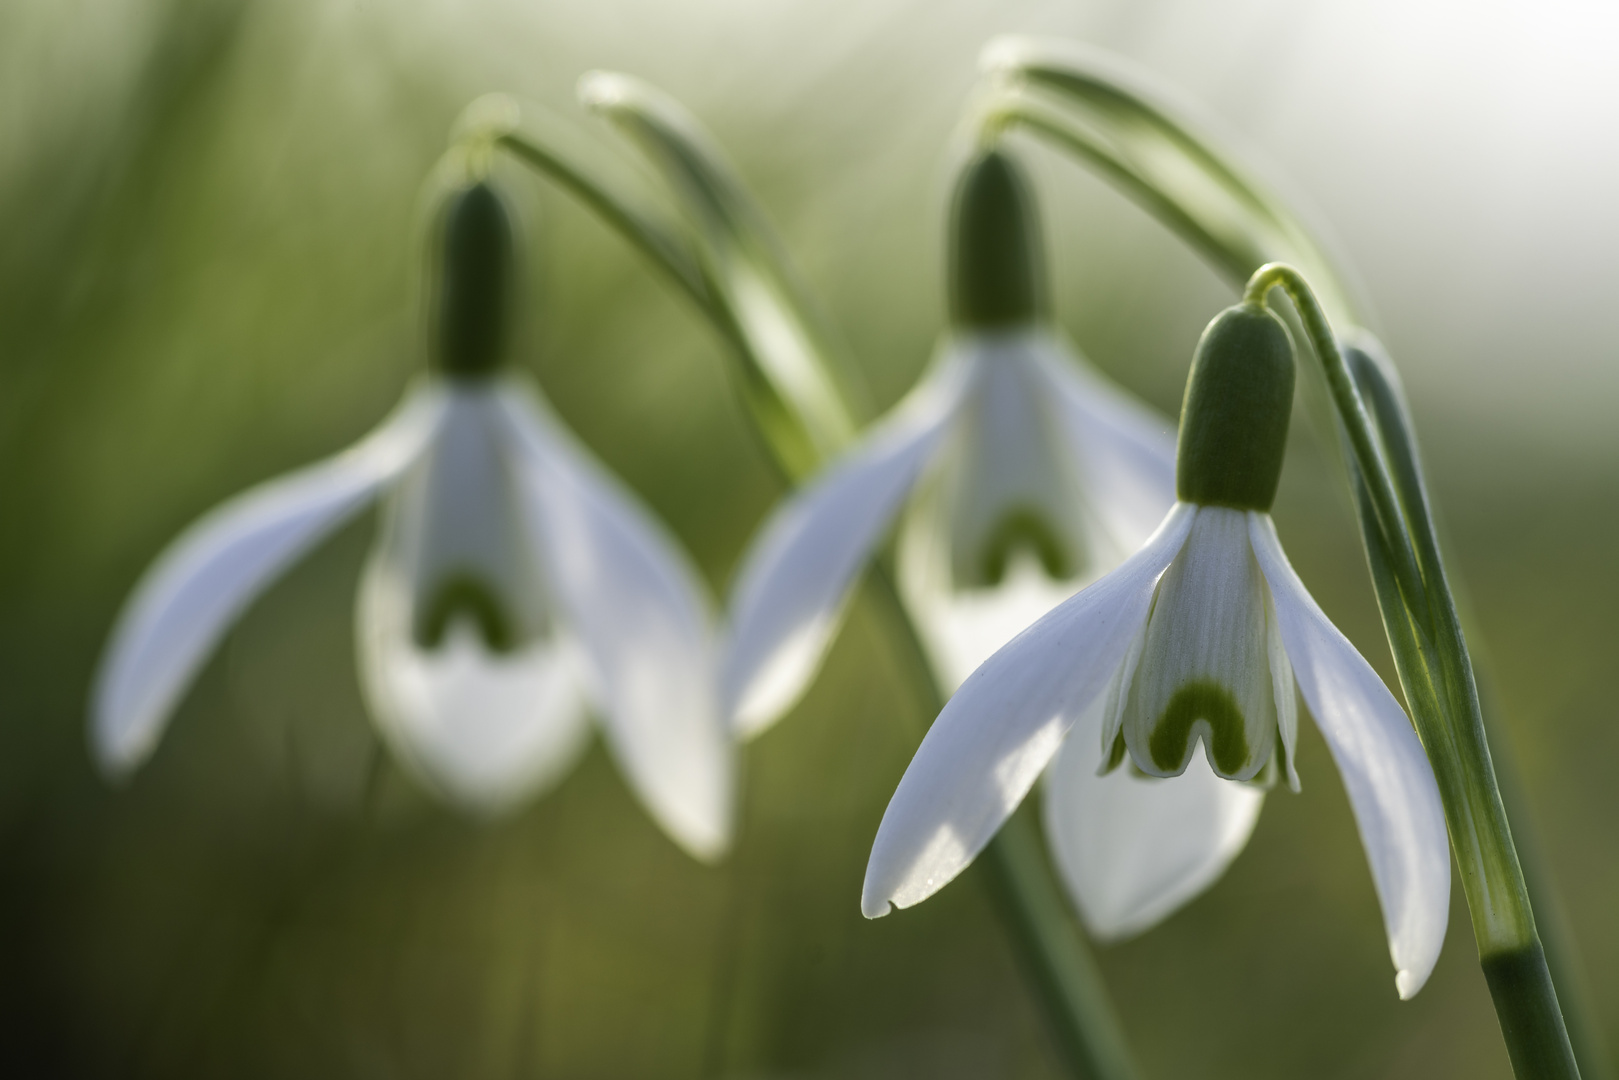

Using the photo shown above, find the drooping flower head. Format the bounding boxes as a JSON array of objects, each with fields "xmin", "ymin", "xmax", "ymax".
[
  {"xmin": 724, "ymin": 149, "xmax": 1266, "ymax": 937},
  {"xmin": 863, "ymin": 295, "xmax": 1451, "ymax": 998},
  {"xmin": 92, "ymin": 167, "xmax": 732, "ymax": 861}
]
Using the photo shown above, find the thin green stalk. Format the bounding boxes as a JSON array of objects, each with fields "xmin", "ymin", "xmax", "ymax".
[
  {"xmin": 1248, "ymin": 264, "xmax": 1578, "ymax": 1079},
  {"xmin": 493, "ymin": 131, "xmax": 717, "ymax": 320},
  {"xmin": 981, "ymin": 98, "xmax": 1263, "ymax": 299}
]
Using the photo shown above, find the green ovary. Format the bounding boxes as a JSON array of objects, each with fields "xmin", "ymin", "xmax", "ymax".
[
  {"xmin": 415, "ymin": 572, "xmax": 517, "ymax": 653},
  {"xmin": 1148, "ymin": 679, "xmax": 1251, "ymax": 776}
]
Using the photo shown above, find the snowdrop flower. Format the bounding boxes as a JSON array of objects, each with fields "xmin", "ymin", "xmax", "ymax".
[
  {"xmin": 725, "ymin": 149, "xmax": 1266, "ymax": 936},
  {"xmin": 92, "ymin": 177, "xmax": 732, "ymax": 861},
  {"xmin": 862, "ymin": 298, "xmax": 1450, "ymax": 997}
]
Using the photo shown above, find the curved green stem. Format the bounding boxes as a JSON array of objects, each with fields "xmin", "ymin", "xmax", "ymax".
[
  {"xmin": 1242, "ymin": 266, "xmax": 1427, "ymax": 625},
  {"xmin": 981, "ymin": 97, "xmax": 1265, "ymax": 301},
  {"xmin": 493, "ymin": 130, "xmax": 716, "ymax": 321},
  {"xmin": 1249, "ymin": 265, "xmax": 1577, "ymax": 1080}
]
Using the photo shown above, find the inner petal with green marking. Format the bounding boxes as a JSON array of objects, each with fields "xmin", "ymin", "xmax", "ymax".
[
  {"xmin": 1119, "ymin": 505, "xmax": 1280, "ymax": 782},
  {"xmin": 943, "ymin": 340, "xmax": 1091, "ymax": 589},
  {"xmin": 390, "ymin": 391, "xmax": 551, "ymax": 655}
]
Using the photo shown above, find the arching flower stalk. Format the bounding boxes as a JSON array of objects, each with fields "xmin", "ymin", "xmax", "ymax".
[
  {"xmin": 92, "ymin": 169, "xmax": 732, "ymax": 861},
  {"xmin": 725, "ymin": 149, "xmax": 1267, "ymax": 940},
  {"xmin": 863, "ymin": 285, "xmax": 1450, "ymax": 999}
]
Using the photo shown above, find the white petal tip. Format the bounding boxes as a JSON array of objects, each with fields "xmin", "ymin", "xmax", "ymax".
[
  {"xmin": 92, "ymin": 751, "xmax": 139, "ymax": 785},
  {"xmin": 88, "ymin": 719, "xmax": 149, "ymax": 783},
  {"xmin": 722, "ymin": 619, "xmax": 832, "ymax": 742},
  {"xmin": 861, "ymin": 896, "xmax": 894, "ymax": 920},
  {"xmin": 729, "ymin": 692, "xmax": 783, "ymax": 741},
  {"xmin": 1079, "ymin": 918, "xmax": 1137, "ymax": 946},
  {"xmin": 668, "ymin": 819, "xmax": 733, "ymax": 865},
  {"xmin": 1394, "ymin": 961, "xmax": 1436, "ymax": 1000},
  {"xmin": 685, "ymin": 838, "xmax": 731, "ymax": 866}
]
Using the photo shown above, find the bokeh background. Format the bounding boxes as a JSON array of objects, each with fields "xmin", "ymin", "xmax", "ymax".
[{"xmin": 2, "ymin": 0, "xmax": 1616, "ymax": 1077}]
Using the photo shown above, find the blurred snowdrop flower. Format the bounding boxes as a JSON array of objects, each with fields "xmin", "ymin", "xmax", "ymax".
[
  {"xmin": 92, "ymin": 176, "xmax": 732, "ymax": 861},
  {"xmin": 863, "ymin": 299, "xmax": 1450, "ymax": 997},
  {"xmin": 725, "ymin": 149, "xmax": 1266, "ymax": 936}
]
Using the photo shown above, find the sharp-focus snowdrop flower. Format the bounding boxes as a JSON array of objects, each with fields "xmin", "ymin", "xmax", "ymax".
[
  {"xmin": 862, "ymin": 298, "xmax": 1451, "ymax": 998},
  {"xmin": 92, "ymin": 177, "xmax": 732, "ymax": 861},
  {"xmin": 725, "ymin": 150, "xmax": 1266, "ymax": 938}
]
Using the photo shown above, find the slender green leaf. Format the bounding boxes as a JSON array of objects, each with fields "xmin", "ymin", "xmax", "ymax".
[
  {"xmin": 453, "ymin": 93, "xmax": 717, "ymax": 319},
  {"xmin": 980, "ymin": 35, "xmax": 1361, "ymax": 327},
  {"xmin": 578, "ymin": 71, "xmax": 858, "ymax": 479}
]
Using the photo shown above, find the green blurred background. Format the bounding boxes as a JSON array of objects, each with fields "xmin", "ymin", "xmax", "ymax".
[{"xmin": 2, "ymin": 0, "xmax": 1615, "ymax": 1076}]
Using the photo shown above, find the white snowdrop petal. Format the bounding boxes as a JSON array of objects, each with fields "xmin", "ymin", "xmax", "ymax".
[
  {"xmin": 1043, "ymin": 697, "xmax": 1264, "ymax": 940},
  {"xmin": 1265, "ymin": 575, "xmax": 1302, "ymax": 792},
  {"xmin": 722, "ymin": 353, "xmax": 973, "ymax": 736},
  {"xmin": 1249, "ymin": 513, "xmax": 1450, "ymax": 998},
  {"xmin": 499, "ymin": 381, "xmax": 733, "ymax": 862},
  {"xmin": 91, "ymin": 385, "xmax": 445, "ymax": 775},
  {"xmin": 861, "ymin": 503, "xmax": 1196, "ymax": 919}
]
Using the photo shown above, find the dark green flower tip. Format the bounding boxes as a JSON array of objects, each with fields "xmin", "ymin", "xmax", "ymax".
[
  {"xmin": 948, "ymin": 149, "xmax": 1049, "ymax": 330},
  {"xmin": 434, "ymin": 181, "xmax": 515, "ymax": 379},
  {"xmin": 1176, "ymin": 302, "xmax": 1296, "ymax": 511}
]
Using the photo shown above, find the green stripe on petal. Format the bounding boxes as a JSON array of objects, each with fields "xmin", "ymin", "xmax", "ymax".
[
  {"xmin": 416, "ymin": 571, "xmax": 517, "ymax": 653},
  {"xmin": 979, "ymin": 505, "xmax": 1072, "ymax": 584},
  {"xmin": 1148, "ymin": 679, "xmax": 1250, "ymax": 775}
]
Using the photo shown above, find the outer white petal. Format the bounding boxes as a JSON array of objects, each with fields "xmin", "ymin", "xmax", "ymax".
[
  {"xmin": 91, "ymin": 385, "xmax": 445, "ymax": 776},
  {"xmin": 497, "ymin": 381, "xmax": 733, "ymax": 862},
  {"xmin": 1043, "ymin": 697, "xmax": 1263, "ymax": 941},
  {"xmin": 722, "ymin": 352, "xmax": 974, "ymax": 737},
  {"xmin": 356, "ymin": 389, "xmax": 593, "ymax": 812},
  {"xmin": 1265, "ymin": 578, "xmax": 1302, "ymax": 792},
  {"xmin": 1249, "ymin": 514, "xmax": 1450, "ymax": 998},
  {"xmin": 898, "ymin": 538, "xmax": 1078, "ymax": 691},
  {"xmin": 862, "ymin": 502, "xmax": 1196, "ymax": 919},
  {"xmin": 1027, "ymin": 334, "xmax": 1178, "ymax": 556}
]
